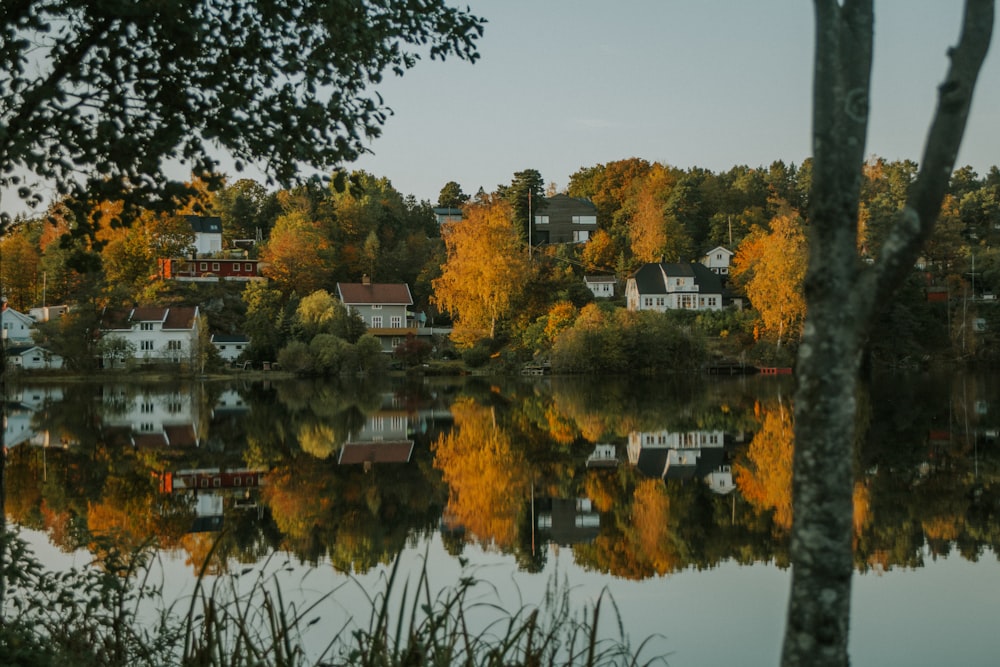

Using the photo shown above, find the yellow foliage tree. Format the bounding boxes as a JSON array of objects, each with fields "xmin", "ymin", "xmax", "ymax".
[
  {"xmin": 628, "ymin": 164, "xmax": 692, "ymax": 263},
  {"xmin": 734, "ymin": 400, "xmax": 795, "ymax": 532},
  {"xmin": 731, "ymin": 208, "xmax": 808, "ymax": 348},
  {"xmin": 432, "ymin": 398, "xmax": 529, "ymax": 549},
  {"xmin": 432, "ymin": 198, "xmax": 530, "ymax": 347},
  {"xmin": 260, "ymin": 212, "xmax": 333, "ymax": 294}
]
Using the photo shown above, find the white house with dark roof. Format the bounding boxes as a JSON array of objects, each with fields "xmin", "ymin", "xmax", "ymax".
[
  {"xmin": 210, "ymin": 333, "xmax": 249, "ymax": 363},
  {"xmin": 185, "ymin": 215, "xmax": 223, "ymax": 256},
  {"xmin": 336, "ymin": 278, "xmax": 420, "ymax": 353},
  {"xmin": 626, "ymin": 262, "xmax": 725, "ymax": 312},
  {"xmin": 100, "ymin": 306, "xmax": 201, "ymax": 366}
]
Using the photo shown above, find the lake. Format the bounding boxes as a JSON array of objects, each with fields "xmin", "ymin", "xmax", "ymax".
[{"xmin": 4, "ymin": 370, "xmax": 999, "ymax": 666}]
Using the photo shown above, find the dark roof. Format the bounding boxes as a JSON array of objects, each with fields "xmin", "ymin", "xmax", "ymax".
[
  {"xmin": 584, "ymin": 275, "xmax": 616, "ymax": 283},
  {"xmin": 5, "ymin": 345, "xmax": 44, "ymax": 356},
  {"xmin": 630, "ymin": 262, "xmax": 724, "ymax": 295},
  {"xmin": 336, "ymin": 282, "xmax": 413, "ymax": 306},
  {"xmin": 211, "ymin": 334, "xmax": 249, "ymax": 344},
  {"xmin": 184, "ymin": 215, "xmax": 222, "ymax": 234}
]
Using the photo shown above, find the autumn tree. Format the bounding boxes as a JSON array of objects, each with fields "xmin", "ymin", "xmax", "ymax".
[
  {"xmin": 259, "ymin": 212, "xmax": 333, "ymax": 294},
  {"xmin": 628, "ymin": 164, "xmax": 692, "ymax": 263},
  {"xmin": 432, "ymin": 197, "xmax": 531, "ymax": 346},
  {"xmin": 783, "ymin": 3, "xmax": 992, "ymax": 667},
  {"xmin": 731, "ymin": 208, "xmax": 808, "ymax": 349}
]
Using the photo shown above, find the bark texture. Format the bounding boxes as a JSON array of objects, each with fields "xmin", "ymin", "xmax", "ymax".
[{"xmin": 782, "ymin": 2, "xmax": 993, "ymax": 666}]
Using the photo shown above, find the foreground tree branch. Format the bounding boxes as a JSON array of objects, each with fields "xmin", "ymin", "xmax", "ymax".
[{"xmin": 783, "ymin": 2, "xmax": 993, "ymax": 666}]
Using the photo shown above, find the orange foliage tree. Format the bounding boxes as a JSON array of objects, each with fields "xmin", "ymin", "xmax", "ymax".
[
  {"xmin": 734, "ymin": 400, "xmax": 795, "ymax": 532},
  {"xmin": 432, "ymin": 398, "xmax": 530, "ymax": 549}
]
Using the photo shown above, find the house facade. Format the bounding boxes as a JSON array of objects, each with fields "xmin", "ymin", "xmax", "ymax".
[
  {"xmin": 701, "ymin": 246, "xmax": 734, "ymax": 276},
  {"xmin": 584, "ymin": 275, "xmax": 616, "ymax": 299},
  {"xmin": 186, "ymin": 215, "xmax": 223, "ymax": 256},
  {"xmin": 158, "ymin": 258, "xmax": 262, "ymax": 282},
  {"xmin": 531, "ymin": 194, "xmax": 598, "ymax": 245},
  {"xmin": 1, "ymin": 307, "xmax": 37, "ymax": 344},
  {"xmin": 6, "ymin": 345, "xmax": 64, "ymax": 370},
  {"xmin": 211, "ymin": 334, "xmax": 249, "ymax": 363},
  {"xmin": 625, "ymin": 262, "xmax": 725, "ymax": 312},
  {"xmin": 336, "ymin": 280, "xmax": 418, "ymax": 353},
  {"xmin": 100, "ymin": 306, "xmax": 200, "ymax": 366}
]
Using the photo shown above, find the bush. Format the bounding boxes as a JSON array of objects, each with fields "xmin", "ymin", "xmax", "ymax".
[{"xmin": 277, "ymin": 340, "xmax": 314, "ymax": 374}]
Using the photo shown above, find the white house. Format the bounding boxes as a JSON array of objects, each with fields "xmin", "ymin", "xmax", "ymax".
[
  {"xmin": 186, "ymin": 215, "xmax": 223, "ymax": 256},
  {"xmin": 584, "ymin": 275, "xmax": 616, "ymax": 299},
  {"xmin": 701, "ymin": 246, "xmax": 734, "ymax": 276},
  {"xmin": 211, "ymin": 334, "xmax": 249, "ymax": 363},
  {"xmin": 100, "ymin": 306, "xmax": 200, "ymax": 366},
  {"xmin": 625, "ymin": 262, "xmax": 725, "ymax": 312},
  {"xmin": 1, "ymin": 306, "xmax": 37, "ymax": 344},
  {"xmin": 6, "ymin": 345, "xmax": 64, "ymax": 370},
  {"xmin": 627, "ymin": 429, "xmax": 730, "ymax": 491}
]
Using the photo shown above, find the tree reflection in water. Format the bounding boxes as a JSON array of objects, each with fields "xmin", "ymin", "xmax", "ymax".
[{"xmin": 5, "ymin": 371, "xmax": 1000, "ymax": 577}]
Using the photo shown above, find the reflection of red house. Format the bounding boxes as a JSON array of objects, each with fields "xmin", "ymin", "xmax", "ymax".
[
  {"xmin": 159, "ymin": 468, "xmax": 267, "ymax": 493},
  {"xmin": 158, "ymin": 258, "xmax": 262, "ymax": 281}
]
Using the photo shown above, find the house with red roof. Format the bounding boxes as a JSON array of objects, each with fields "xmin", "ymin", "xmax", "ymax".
[
  {"xmin": 99, "ymin": 306, "xmax": 201, "ymax": 366},
  {"xmin": 336, "ymin": 277, "xmax": 428, "ymax": 353}
]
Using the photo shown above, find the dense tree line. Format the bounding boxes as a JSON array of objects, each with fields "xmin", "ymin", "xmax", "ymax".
[{"xmin": 8, "ymin": 157, "xmax": 1000, "ymax": 371}]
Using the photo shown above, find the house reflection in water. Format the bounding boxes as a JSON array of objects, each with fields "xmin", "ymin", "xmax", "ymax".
[
  {"xmin": 534, "ymin": 497, "xmax": 601, "ymax": 546},
  {"xmin": 628, "ymin": 429, "xmax": 736, "ymax": 494},
  {"xmin": 158, "ymin": 468, "xmax": 267, "ymax": 533},
  {"xmin": 338, "ymin": 394, "xmax": 414, "ymax": 467},
  {"xmin": 100, "ymin": 386, "xmax": 203, "ymax": 452}
]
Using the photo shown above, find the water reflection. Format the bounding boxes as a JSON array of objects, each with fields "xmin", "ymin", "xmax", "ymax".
[{"xmin": 5, "ymin": 371, "xmax": 1000, "ymax": 578}]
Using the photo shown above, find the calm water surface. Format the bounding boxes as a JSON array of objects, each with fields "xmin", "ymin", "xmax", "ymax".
[{"xmin": 6, "ymin": 371, "xmax": 1000, "ymax": 666}]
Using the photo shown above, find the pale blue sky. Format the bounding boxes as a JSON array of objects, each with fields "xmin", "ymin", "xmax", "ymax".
[{"xmin": 352, "ymin": 0, "xmax": 1000, "ymax": 202}]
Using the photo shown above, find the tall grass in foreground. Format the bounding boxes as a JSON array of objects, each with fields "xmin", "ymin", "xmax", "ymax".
[{"xmin": 1, "ymin": 530, "xmax": 666, "ymax": 667}]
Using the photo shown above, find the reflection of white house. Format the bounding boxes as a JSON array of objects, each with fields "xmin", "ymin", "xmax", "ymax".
[
  {"xmin": 628, "ymin": 429, "xmax": 731, "ymax": 492},
  {"xmin": 100, "ymin": 306, "xmax": 200, "ymax": 366},
  {"xmin": 536, "ymin": 497, "xmax": 601, "ymax": 546},
  {"xmin": 626, "ymin": 263, "xmax": 725, "ymax": 312},
  {"xmin": 100, "ymin": 386, "xmax": 202, "ymax": 450},
  {"xmin": 586, "ymin": 443, "xmax": 618, "ymax": 468},
  {"xmin": 1, "ymin": 307, "xmax": 36, "ymax": 344}
]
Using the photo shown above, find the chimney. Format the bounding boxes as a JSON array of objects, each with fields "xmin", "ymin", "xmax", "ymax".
[{"xmin": 362, "ymin": 274, "xmax": 371, "ymax": 285}]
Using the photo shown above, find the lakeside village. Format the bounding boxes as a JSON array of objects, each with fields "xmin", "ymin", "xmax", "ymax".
[{"xmin": 6, "ymin": 161, "xmax": 1000, "ymax": 378}]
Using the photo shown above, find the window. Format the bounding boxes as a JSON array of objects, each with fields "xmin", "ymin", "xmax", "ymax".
[
  {"xmin": 200, "ymin": 262, "xmax": 208, "ymax": 271},
  {"xmin": 572, "ymin": 230, "xmax": 590, "ymax": 242},
  {"xmin": 372, "ymin": 304, "xmax": 382, "ymax": 309},
  {"xmin": 655, "ymin": 297, "xmax": 665, "ymax": 307},
  {"xmin": 371, "ymin": 316, "xmax": 382, "ymax": 327},
  {"xmin": 212, "ymin": 262, "xmax": 220, "ymax": 271},
  {"xmin": 167, "ymin": 340, "xmax": 182, "ymax": 350},
  {"xmin": 140, "ymin": 402, "xmax": 154, "ymax": 413},
  {"xmin": 141, "ymin": 340, "xmax": 153, "ymax": 351},
  {"xmin": 140, "ymin": 322, "xmax": 154, "ymax": 331},
  {"xmin": 644, "ymin": 297, "xmax": 652, "ymax": 307},
  {"xmin": 390, "ymin": 315, "xmax": 402, "ymax": 327},
  {"xmin": 572, "ymin": 215, "xmax": 597, "ymax": 225},
  {"xmin": 245, "ymin": 263, "xmax": 253, "ymax": 272},
  {"xmin": 534, "ymin": 215, "xmax": 549, "ymax": 225},
  {"xmin": 233, "ymin": 263, "xmax": 241, "ymax": 272},
  {"xmin": 392, "ymin": 337, "xmax": 402, "ymax": 348}
]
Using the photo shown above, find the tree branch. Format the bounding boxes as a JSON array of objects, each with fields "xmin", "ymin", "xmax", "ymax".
[{"xmin": 872, "ymin": 0, "xmax": 994, "ymax": 307}]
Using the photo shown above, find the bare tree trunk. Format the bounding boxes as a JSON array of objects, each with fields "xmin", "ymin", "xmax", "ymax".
[{"xmin": 782, "ymin": 2, "xmax": 993, "ymax": 666}]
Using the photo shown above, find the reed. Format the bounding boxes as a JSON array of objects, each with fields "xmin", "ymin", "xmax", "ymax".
[{"xmin": 1, "ymin": 531, "xmax": 665, "ymax": 667}]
